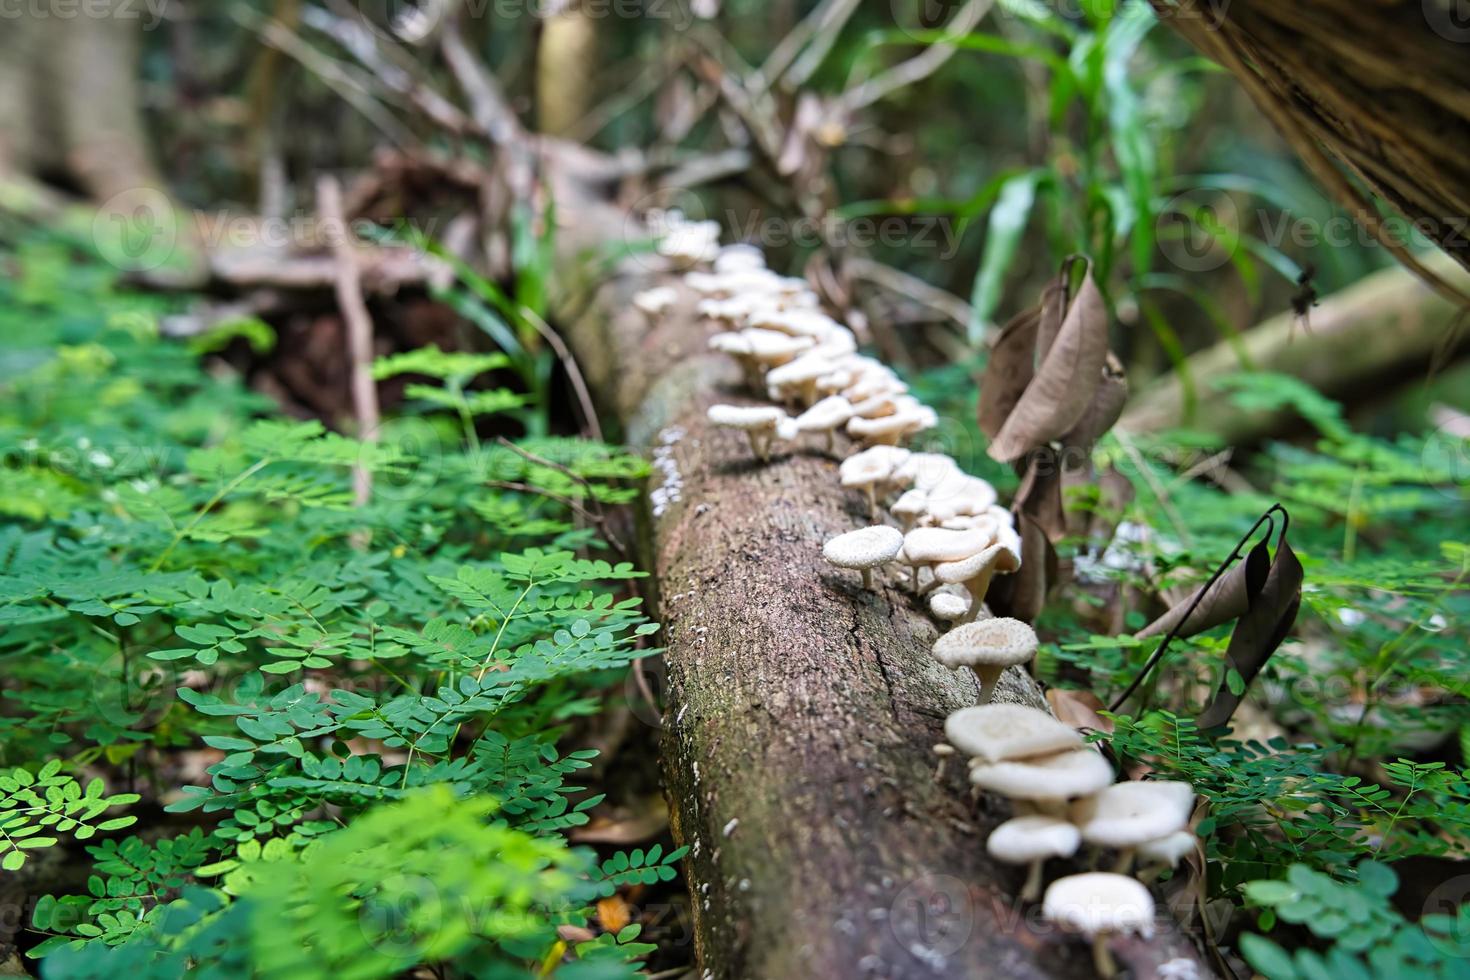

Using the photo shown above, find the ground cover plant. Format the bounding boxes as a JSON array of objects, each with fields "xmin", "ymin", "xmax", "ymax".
[{"xmin": 0, "ymin": 235, "xmax": 674, "ymax": 978}]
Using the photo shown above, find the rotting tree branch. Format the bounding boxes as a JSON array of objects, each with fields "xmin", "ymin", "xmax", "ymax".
[{"xmin": 545, "ymin": 166, "xmax": 1213, "ymax": 979}]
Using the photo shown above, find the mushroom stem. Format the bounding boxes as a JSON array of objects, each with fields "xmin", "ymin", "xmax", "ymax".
[
  {"xmin": 823, "ymin": 430, "xmax": 835, "ymax": 455},
  {"xmin": 962, "ymin": 568, "xmax": 997, "ymax": 621},
  {"xmin": 1021, "ymin": 859, "xmax": 1046, "ymax": 903},
  {"xmin": 909, "ymin": 565, "xmax": 920, "ymax": 593},
  {"xmin": 864, "ymin": 484, "xmax": 876, "ymax": 517},
  {"xmin": 970, "ymin": 664, "xmax": 1006, "ymax": 704},
  {"xmin": 1091, "ymin": 933, "xmax": 1117, "ymax": 979},
  {"xmin": 860, "ymin": 567, "xmax": 874, "ymax": 590},
  {"xmin": 1111, "ymin": 848, "xmax": 1136, "ymax": 875}
]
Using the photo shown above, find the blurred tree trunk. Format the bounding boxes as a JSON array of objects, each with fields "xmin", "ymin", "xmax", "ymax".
[
  {"xmin": 535, "ymin": 5, "xmax": 598, "ymax": 137},
  {"xmin": 0, "ymin": 0, "xmax": 159, "ymax": 201}
]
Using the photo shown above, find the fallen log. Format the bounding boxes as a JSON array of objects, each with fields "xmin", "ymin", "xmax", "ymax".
[
  {"xmin": 1120, "ymin": 255, "xmax": 1470, "ymax": 444},
  {"xmin": 549, "ymin": 175, "xmax": 1212, "ymax": 978}
]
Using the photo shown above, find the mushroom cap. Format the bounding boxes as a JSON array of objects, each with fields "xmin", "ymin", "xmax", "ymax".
[
  {"xmin": 932, "ymin": 617, "xmax": 1037, "ymax": 670},
  {"xmin": 714, "ymin": 243, "xmax": 765, "ymax": 273},
  {"xmin": 822, "ymin": 525, "xmax": 904, "ymax": 570},
  {"xmin": 925, "ymin": 475, "xmax": 999, "ymax": 520},
  {"xmin": 742, "ymin": 328, "xmax": 815, "ymax": 361},
  {"xmin": 928, "ymin": 586, "xmax": 973, "ymax": 622},
  {"xmin": 634, "ymin": 286, "xmax": 678, "ymax": 315},
  {"xmin": 891, "ymin": 489, "xmax": 930, "ymax": 520},
  {"xmin": 892, "ymin": 452, "xmax": 961, "ymax": 490},
  {"xmin": 847, "ymin": 413, "xmax": 923, "ymax": 440},
  {"xmin": 944, "ymin": 704, "xmax": 1083, "ymax": 763},
  {"xmin": 986, "ymin": 816, "xmax": 1082, "ymax": 864},
  {"xmin": 709, "ymin": 332, "xmax": 753, "ymax": 355},
  {"xmin": 1137, "ymin": 830, "xmax": 1197, "ymax": 868},
  {"xmin": 934, "ymin": 542, "xmax": 1022, "ymax": 585},
  {"xmin": 767, "ymin": 354, "xmax": 835, "ymax": 389},
  {"xmin": 903, "ymin": 526, "xmax": 990, "ymax": 563},
  {"xmin": 1042, "ymin": 873, "xmax": 1156, "ymax": 938},
  {"xmin": 849, "ymin": 392, "xmax": 900, "ymax": 419},
  {"xmin": 707, "ymin": 404, "xmax": 787, "ymax": 430},
  {"xmin": 794, "ymin": 396, "xmax": 855, "ymax": 432},
  {"xmin": 1072, "ymin": 780, "xmax": 1196, "ymax": 848},
  {"xmin": 969, "ymin": 747, "xmax": 1114, "ymax": 800},
  {"xmin": 839, "ymin": 446, "xmax": 911, "ymax": 486},
  {"xmin": 750, "ymin": 308, "xmax": 844, "ymax": 338}
]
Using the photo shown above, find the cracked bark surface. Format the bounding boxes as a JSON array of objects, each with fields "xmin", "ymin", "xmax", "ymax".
[{"xmin": 548, "ymin": 180, "xmax": 1211, "ymax": 978}]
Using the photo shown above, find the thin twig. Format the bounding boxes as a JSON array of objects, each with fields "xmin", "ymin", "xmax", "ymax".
[
  {"xmin": 839, "ymin": 0, "xmax": 991, "ymax": 113},
  {"xmin": 317, "ymin": 176, "xmax": 380, "ymax": 510},
  {"xmin": 762, "ymin": 0, "xmax": 862, "ymax": 91},
  {"xmin": 844, "ymin": 256, "xmax": 973, "ymax": 327},
  {"xmin": 518, "ymin": 308, "xmax": 603, "ymax": 442}
]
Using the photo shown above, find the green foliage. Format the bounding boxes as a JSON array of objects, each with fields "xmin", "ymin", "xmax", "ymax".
[
  {"xmin": 0, "ymin": 237, "xmax": 662, "ymax": 978},
  {"xmin": 0, "ymin": 761, "xmax": 138, "ymax": 870},
  {"xmin": 1239, "ymin": 862, "xmax": 1470, "ymax": 979}
]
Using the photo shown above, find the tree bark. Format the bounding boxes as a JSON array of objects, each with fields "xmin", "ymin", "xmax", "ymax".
[
  {"xmin": 1120, "ymin": 254, "xmax": 1470, "ymax": 444},
  {"xmin": 548, "ymin": 174, "xmax": 1212, "ymax": 979},
  {"xmin": 0, "ymin": 0, "xmax": 160, "ymax": 200}
]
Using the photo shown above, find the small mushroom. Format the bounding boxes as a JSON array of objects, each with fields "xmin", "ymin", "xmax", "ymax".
[
  {"xmin": 839, "ymin": 446, "xmax": 910, "ymax": 516},
  {"xmin": 1042, "ymin": 872, "xmax": 1156, "ymax": 979},
  {"xmin": 968, "ymin": 747, "xmax": 1115, "ymax": 816},
  {"xmin": 943, "ymin": 704, "xmax": 1083, "ymax": 764},
  {"xmin": 931, "ymin": 617, "xmax": 1038, "ymax": 704},
  {"xmin": 714, "ymin": 243, "xmax": 766, "ymax": 273},
  {"xmin": 928, "ymin": 584, "xmax": 973, "ymax": 623},
  {"xmin": 793, "ymin": 396, "xmax": 855, "ymax": 453},
  {"xmin": 1072, "ymin": 780, "xmax": 1195, "ymax": 873},
  {"xmin": 903, "ymin": 526, "xmax": 990, "ymax": 564},
  {"xmin": 822, "ymin": 525, "xmax": 904, "ymax": 589},
  {"xmin": 706, "ymin": 404, "xmax": 788, "ymax": 461},
  {"xmin": 987, "ymin": 815, "xmax": 1081, "ymax": 902},
  {"xmin": 766, "ymin": 353, "xmax": 834, "ymax": 407},
  {"xmin": 1137, "ymin": 830, "xmax": 1198, "ymax": 875},
  {"xmin": 633, "ymin": 286, "xmax": 678, "ymax": 316},
  {"xmin": 891, "ymin": 452, "xmax": 961, "ymax": 491},
  {"xmin": 933, "ymin": 542, "xmax": 1022, "ymax": 619},
  {"xmin": 890, "ymin": 489, "xmax": 930, "ymax": 530}
]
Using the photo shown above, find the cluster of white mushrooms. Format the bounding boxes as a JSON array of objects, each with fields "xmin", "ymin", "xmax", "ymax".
[
  {"xmin": 941, "ymin": 702, "xmax": 1198, "ymax": 976},
  {"xmin": 637, "ymin": 212, "xmax": 1198, "ymax": 978}
]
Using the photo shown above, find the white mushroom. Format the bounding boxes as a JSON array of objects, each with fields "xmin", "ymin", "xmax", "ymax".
[
  {"xmin": 903, "ymin": 526, "xmax": 990, "ymax": 564},
  {"xmin": 793, "ymin": 396, "xmax": 855, "ymax": 452},
  {"xmin": 928, "ymin": 584, "xmax": 974, "ymax": 622},
  {"xmin": 968, "ymin": 747, "xmax": 1114, "ymax": 808},
  {"xmin": 714, "ymin": 243, "xmax": 766, "ymax": 273},
  {"xmin": 987, "ymin": 815, "xmax": 1081, "ymax": 901},
  {"xmin": 943, "ymin": 704, "xmax": 1083, "ymax": 764},
  {"xmin": 822, "ymin": 525, "xmax": 904, "ymax": 589},
  {"xmin": 765, "ymin": 353, "xmax": 834, "ymax": 407},
  {"xmin": 1042, "ymin": 873, "xmax": 1156, "ymax": 979},
  {"xmin": 1137, "ymin": 830, "xmax": 1197, "ymax": 872},
  {"xmin": 890, "ymin": 489, "xmax": 930, "ymax": 530},
  {"xmin": 933, "ymin": 542, "xmax": 1022, "ymax": 619},
  {"xmin": 633, "ymin": 286, "xmax": 677, "ymax": 316},
  {"xmin": 1072, "ymin": 780, "xmax": 1196, "ymax": 872},
  {"xmin": 932, "ymin": 617, "xmax": 1038, "ymax": 704},
  {"xmin": 839, "ymin": 446, "xmax": 910, "ymax": 516},
  {"xmin": 706, "ymin": 404, "xmax": 788, "ymax": 462}
]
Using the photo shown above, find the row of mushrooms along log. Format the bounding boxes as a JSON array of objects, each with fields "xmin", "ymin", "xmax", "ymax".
[
  {"xmin": 943, "ymin": 702, "xmax": 1200, "ymax": 978},
  {"xmin": 639, "ymin": 214, "xmax": 1196, "ymax": 978}
]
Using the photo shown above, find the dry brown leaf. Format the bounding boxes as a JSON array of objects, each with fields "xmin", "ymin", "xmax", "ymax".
[
  {"xmin": 596, "ymin": 895, "xmax": 633, "ymax": 934},
  {"xmin": 1136, "ymin": 537, "xmax": 1271, "ymax": 640},
  {"xmin": 988, "ymin": 261, "xmax": 1108, "ymax": 462},
  {"xmin": 1060, "ymin": 352, "xmax": 1128, "ymax": 455},
  {"xmin": 1046, "ymin": 688, "xmax": 1114, "ymax": 735},
  {"xmin": 1198, "ymin": 540, "xmax": 1303, "ymax": 729},
  {"xmin": 977, "ymin": 305, "xmax": 1041, "ymax": 440},
  {"xmin": 989, "ymin": 511, "xmax": 1056, "ymax": 623}
]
